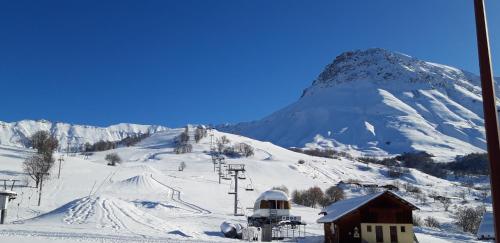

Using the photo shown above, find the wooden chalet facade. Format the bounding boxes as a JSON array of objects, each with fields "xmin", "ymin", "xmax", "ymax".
[{"xmin": 317, "ymin": 190, "xmax": 418, "ymax": 243}]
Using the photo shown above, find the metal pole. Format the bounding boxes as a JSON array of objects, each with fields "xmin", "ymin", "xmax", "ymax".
[
  {"xmin": 234, "ymin": 171, "xmax": 238, "ymax": 216},
  {"xmin": 67, "ymin": 140, "xmax": 70, "ymax": 157},
  {"xmin": 38, "ymin": 174, "xmax": 43, "ymax": 206},
  {"xmin": 58, "ymin": 157, "xmax": 63, "ymax": 179},
  {"xmin": 474, "ymin": 0, "xmax": 500, "ymax": 238},
  {"xmin": 218, "ymin": 159, "xmax": 222, "ymax": 184},
  {"xmin": 0, "ymin": 209, "xmax": 5, "ymax": 224}
]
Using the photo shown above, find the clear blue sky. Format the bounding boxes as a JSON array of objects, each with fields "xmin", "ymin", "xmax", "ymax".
[{"xmin": 1, "ymin": 0, "xmax": 499, "ymax": 127}]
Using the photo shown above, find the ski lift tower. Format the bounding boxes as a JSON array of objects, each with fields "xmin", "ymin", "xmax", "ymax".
[{"xmin": 227, "ymin": 164, "xmax": 246, "ymax": 216}]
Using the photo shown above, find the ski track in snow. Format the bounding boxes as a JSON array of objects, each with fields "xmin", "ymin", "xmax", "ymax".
[{"xmin": 150, "ymin": 175, "xmax": 211, "ymax": 215}]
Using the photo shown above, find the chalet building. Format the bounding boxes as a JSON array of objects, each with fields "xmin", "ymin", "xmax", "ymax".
[{"xmin": 317, "ymin": 190, "xmax": 418, "ymax": 243}]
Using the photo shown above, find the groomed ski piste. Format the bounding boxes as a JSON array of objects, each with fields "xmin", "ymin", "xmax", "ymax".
[{"xmin": 0, "ymin": 128, "xmax": 491, "ymax": 242}]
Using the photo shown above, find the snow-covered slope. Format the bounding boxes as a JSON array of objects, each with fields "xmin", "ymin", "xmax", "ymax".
[
  {"xmin": 221, "ymin": 48, "xmax": 499, "ymax": 160},
  {"xmin": 0, "ymin": 119, "xmax": 168, "ymax": 149},
  {"xmin": 0, "ymin": 128, "xmax": 487, "ymax": 242}
]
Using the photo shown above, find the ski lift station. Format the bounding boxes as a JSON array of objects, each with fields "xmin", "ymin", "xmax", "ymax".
[
  {"xmin": 248, "ymin": 190, "xmax": 306, "ymax": 241},
  {"xmin": 0, "ymin": 190, "xmax": 17, "ymax": 224},
  {"xmin": 249, "ymin": 190, "xmax": 291, "ymax": 224}
]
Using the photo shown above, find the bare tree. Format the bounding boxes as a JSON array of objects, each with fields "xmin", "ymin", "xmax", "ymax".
[
  {"xmin": 105, "ymin": 153, "xmax": 122, "ymax": 166},
  {"xmin": 321, "ymin": 186, "xmax": 345, "ymax": 207},
  {"xmin": 23, "ymin": 154, "xmax": 52, "ymax": 188},
  {"xmin": 179, "ymin": 132, "xmax": 189, "ymax": 144},
  {"xmin": 305, "ymin": 186, "xmax": 324, "ymax": 208},
  {"xmin": 455, "ymin": 206, "xmax": 485, "ymax": 233},
  {"xmin": 241, "ymin": 143, "xmax": 254, "ymax": 157},
  {"xmin": 194, "ymin": 126, "xmax": 207, "ymax": 143},
  {"xmin": 30, "ymin": 131, "xmax": 59, "ymax": 157},
  {"xmin": 424, "ymin": 216, "xmax": 441, "ymax": 228},
  {"xmin": 174, "ymin": 143, "xmax": 192, "ymax": 154},
  {"xmin": 24, "ymin": 131, "xmax": 58, "ymax": 188},
  {"xmin": 216, "ymin": 136, "xmax": 230, "ymax": 153},
  {"xmin": 438, "ymin": 197, "xmax": 452, "ymax": 211}
]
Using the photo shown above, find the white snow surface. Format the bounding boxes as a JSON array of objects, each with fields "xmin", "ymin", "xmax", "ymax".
[
  {"xmin": 0, "ymin": 128, "xmax": 489, "ymax": 242},
  {"xmin": 220, "ymin": 48, "xmax": 500, "ymax": 161}
]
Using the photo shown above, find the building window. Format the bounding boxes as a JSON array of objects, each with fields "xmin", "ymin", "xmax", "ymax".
[
  {"xmin": 367, "ymin": 225, "xmax": 372, "ymax": 232},
  {"xmin": 259, "ymin": 201, "xmax": 269, "ymax": 209},
  {"xmin": 390, "ymin": 226, "xmax": 398, "ymax": 243},
  {"xmin": 401, "ymin": 226, "xmax": 406, "ymax": 232},
  {"xmin": 375, "ymin": 226, "xmax": 383, "ymax": 243}
]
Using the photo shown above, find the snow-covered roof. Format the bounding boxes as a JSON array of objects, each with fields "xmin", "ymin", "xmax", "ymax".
[
  {"xmin": 255, "ymin": 190, "xmax": 288, "ymax": 202},
  {"xmin": 0, "ymin": 190, "xmax": 17, "ymax": 196},
  {"xmin": 477, "ymin": 211, "xmax": 495, "ymax": 239},
  {"xmin": 317, "ymin": 190, "xmax": 417, "ymax": 223}
]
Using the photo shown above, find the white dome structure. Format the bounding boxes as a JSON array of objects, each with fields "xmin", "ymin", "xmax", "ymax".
[{"xmin": 249, "ymin": 190, "xmax": 290, "ymax": 226}]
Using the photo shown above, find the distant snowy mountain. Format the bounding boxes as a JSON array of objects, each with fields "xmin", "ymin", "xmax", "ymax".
[
  {"xmin": 0, "ymin": 119, "xmax": 168, "ymax": 149},
  {"xmin": 220, "ymin": 48, "xmax": 500, "ymax": 161}
]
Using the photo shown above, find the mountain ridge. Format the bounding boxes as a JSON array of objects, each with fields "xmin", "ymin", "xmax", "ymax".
[{"xmin": 0, "ymin": 119, "xmax": 168, "ymax": 149}]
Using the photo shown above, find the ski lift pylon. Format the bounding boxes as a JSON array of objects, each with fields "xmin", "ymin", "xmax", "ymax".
[{"xmin": 228, "ymin": 178, "xmax": 236, "ymax": 194}]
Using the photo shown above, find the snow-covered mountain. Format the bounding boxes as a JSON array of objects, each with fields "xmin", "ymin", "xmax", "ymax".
[
  {"xmin": 0, "ymin": 119, "xmax": 168, "ymax": 149},
  {"xmin": 220, "ymin": 48, "xmax": 500, "ymax": 160}
]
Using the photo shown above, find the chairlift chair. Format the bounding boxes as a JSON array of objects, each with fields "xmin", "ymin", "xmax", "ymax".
[
  {"xmin": 245, "ymin": 178, "xmax": 254, "ymax": 191},
  {"xmin": 238, "ymin": 172, "xmax": 247, "ymax": 180},
  {"xmin": 245, "ymin": 184, "xmax": 254, "ymax": 191}
]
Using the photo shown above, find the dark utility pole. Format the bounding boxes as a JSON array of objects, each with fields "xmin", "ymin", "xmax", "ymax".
[
  {"xmin": 58, "ymin": 155, "xmax": 64, "ymax": 179},
  {"xmin": 474, "ymin": 0, "xmax": 500, "ymax": 237},
  {"xmin": 38, "ymin": 173, "xmax": 44, "ymax": 206},
  {"xmin": 37, "ymin": 172, "xmax": 49, "ymax": 206}
]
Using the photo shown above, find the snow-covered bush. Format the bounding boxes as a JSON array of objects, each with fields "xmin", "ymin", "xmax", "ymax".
[
  {"xmin": 292, "ymin": 186, "xmax": 324, "ymax": 208},
  {"xmin": 388, "ymin": 166, "xmax": 404, "ymax": 178},
  {"xmin": 448, "ymin": 153, "xmax": 489, "ymax": 176},
  {"xmin": 424, "ymin": 216, "xmax": 440, "ymax": 228},
  {"xmin": 105, "ymin": 153, "xmax": 122, "ymax": 166},
  {"xmin": 320, "ymin": 186, "xmax": 345, "ymax": 207},
  {"xmin": 289, "ymin": 147, "xmax": 354, "ymax": 160},
  {"xmin": 117, "ymin": 133, "xmax": 150, "ymax": 147},
  {"xmin": 455, "ymin": 206, "xmax": 485, "ymax": 233},
  {"xmin": 174, "ymin": 143, "xmax": 192, "ymax": 154},
  {"xmin": 404, "ymin": 184, "xmax": 421, "ymax": 194},
  {"xmin": 233, "ymin": 143, "xmax": 254, "ymax": 157}
]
